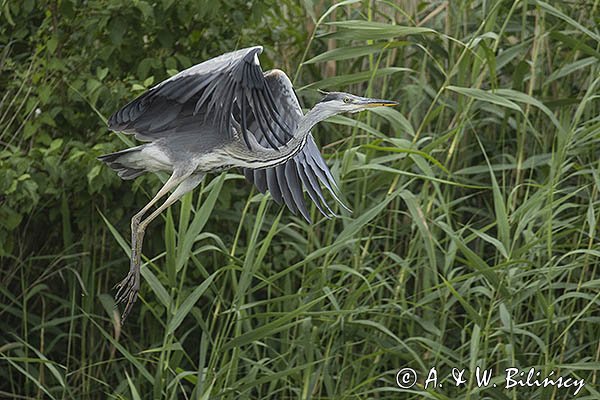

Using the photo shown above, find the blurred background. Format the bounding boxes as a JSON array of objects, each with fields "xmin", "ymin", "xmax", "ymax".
[{"xmin": 1, "ymin": 0, "xmax": 599, "ymax": 398}]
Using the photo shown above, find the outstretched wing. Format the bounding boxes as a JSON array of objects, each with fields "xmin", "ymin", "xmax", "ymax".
[
  {"xmin": 241, "ymin": 69, "xmax": 349, "ymax": 223},
  {"xmin": 107, "ymin": 46, "xmax": 289, "ymax": 148}
]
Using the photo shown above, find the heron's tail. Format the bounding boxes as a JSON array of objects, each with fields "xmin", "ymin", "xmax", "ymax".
[{"xmin": 97, "ymin": 146, "xmax": 147, "ymax": 180}]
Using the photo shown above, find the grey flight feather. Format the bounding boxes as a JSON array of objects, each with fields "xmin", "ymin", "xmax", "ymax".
[
  {"xmin": 107, "ymin": 46, "xmax": 289, "ymax": 149},
  {"xmin": 239, "ymin": 70, "xmax": 348, "ymax": 222}
]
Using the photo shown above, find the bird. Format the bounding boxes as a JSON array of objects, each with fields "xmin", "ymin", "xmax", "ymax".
[{"xmin": 98, "ymin": 46, "xmax": 397, "ymax": 320}]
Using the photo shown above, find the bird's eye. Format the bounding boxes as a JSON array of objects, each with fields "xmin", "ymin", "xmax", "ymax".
[{"xmin": 343, "ymin": 97, "xmax": 351, "ymax": 103}]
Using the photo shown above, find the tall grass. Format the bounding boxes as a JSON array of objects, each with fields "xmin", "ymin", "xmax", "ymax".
[{"xmin": 1, "ymin": 0, "xmax": 599, "ymax": 399}]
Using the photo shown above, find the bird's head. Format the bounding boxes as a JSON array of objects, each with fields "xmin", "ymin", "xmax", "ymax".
[{"xmin": 317, "ymin": 90, "xmax": 398, "ymax": 114}]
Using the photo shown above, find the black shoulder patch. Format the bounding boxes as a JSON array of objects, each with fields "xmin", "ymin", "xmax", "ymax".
[{"xmin": 320, "ymin": 92, "xmax": 342, "ymax": 103}]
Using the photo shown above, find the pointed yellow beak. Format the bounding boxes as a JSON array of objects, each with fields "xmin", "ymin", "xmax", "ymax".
[{"xmin": 361, "ymin": 99, "xmax": 399, "ymax": 108}]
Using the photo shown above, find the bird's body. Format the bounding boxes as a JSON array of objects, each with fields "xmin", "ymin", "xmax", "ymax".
[{"xmin": 99, "ymin": 46, "xmax": 396, "ymax": 320}]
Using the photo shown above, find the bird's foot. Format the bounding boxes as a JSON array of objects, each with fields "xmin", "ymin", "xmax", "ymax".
[{"xmin": 114, "ymin": 267, "xmax": 140, "ymax": 322}]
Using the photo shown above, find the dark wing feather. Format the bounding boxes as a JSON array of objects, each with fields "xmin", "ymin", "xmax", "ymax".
[
  {"xmin": 240, "ymin": 70, "xmax": 349, "ymax": 222},
  {"xmin": 107, "ymin": 46, "xmax": 289, "ymax": 147}
]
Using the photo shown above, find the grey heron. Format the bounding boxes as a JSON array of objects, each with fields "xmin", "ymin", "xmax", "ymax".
[{"xmin": 99, "ymin": 46, "xmax": 397, "ymax": 320}]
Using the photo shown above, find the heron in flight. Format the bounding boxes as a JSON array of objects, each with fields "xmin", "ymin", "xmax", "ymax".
[{"xmin": 99, "ymin": 46, "xmax": 397, "ymax": 320}]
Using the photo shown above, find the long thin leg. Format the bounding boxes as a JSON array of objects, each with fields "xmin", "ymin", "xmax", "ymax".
[
  {"xmin": 115, "ymin": 171, "xmax": 191, "ymax": 301},
  {"xmin": 115, "ymin": 169, "xmax": 192, "ymax": 317},
  {"xmin": 130, "ymin": 171, "xmax": 193, "ymax": 242},
  {"xmin": 116, "ymin": 173, "xmax": 206, "ymax": 320}
]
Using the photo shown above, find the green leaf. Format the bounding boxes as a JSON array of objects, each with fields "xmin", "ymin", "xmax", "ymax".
[
  {"xmin": 0, "ymin": 207, "xmax": 23, "ymax": 230},
  {"xmin": 321, "ymin": 21, "xmax": 436, "ymax": 41},
  {"xmin": 495, "ymin": 88, "xmax": 566, "ymax": 136},
  {"xmin": 175, "ymin": 173, "xmax": 225, "ymax": 272},
  {"xmin": 536, "ymin": 0, "xmax": 600, "ymax": 43},
  {"xmin": 334, "ymin": 190, "xmax": 398, "ymax": 245},
  {"xmin": 363, "ymin": 143, "xmax": 449, "ymax": 174},
  {"xmin": 86, "ymin": 165, "xmax": 101, "ymax": 186},
  {"xmin": 96, "ymin": 67, "xmax": 109, "ymax": 80},
  {"xmin": 98, "ymin": 210, "xmax": 131, "ymax": 258},
  {"xmin": 3, "ymin": 2, "xmax": 15, "ymax": 26},
  {"xmin": 300, "ymin": 0, "xmax": 317, "ymax": 22},
  {"xmin": 108, "ymin": 17, "xmax": 127, "ymax": 46},
  {"xmin": 399, "ymin": 190, "xmax": 437, "ymax": 269},
  {"xmin": 369, "ymin": 107, "xmax": 415, "ymax": 137},
  {"xmin": 162, "ymin": 0, "xmax": 175, "ymax": 9},
  {"xmin": 125, "ymin": 372, "xmax": 143, "ymax": 400},
  {"xmin": 304, "ymin": 42, "xmax": 407, "ymax": 64},
  {"xmin": 545, "ymin": 57, "xmax": 598, "ymax": 85},
  {"xmin": 549, "ymin": 32, "xmax": 600, "ymax": 60},
  {"xmin": 478, "ymin": 138, "xmax": 510, "ymax": 255},
  {"xmin": 136, "ymin": 1, "xmax": 154, "ymax": 20},
  {"xmin": 222, "ymin": 294, "xmax": 328, "ymax": 352},
  {"xmin": 86, "ymin": 317, "xmax": 154, "ymax": 384},
  {"xmin": 446, "ymin": 86, "xmax": 522, "ymax": 112},
  {"xmin": 46, "ymin": 37, "xmax": 58, "ymax": 54},
  {"xmin": 441, "ymin": 276, "xmax": 484, "ymax": 327},
  {"xmin": 299, "ymin": 67, "xmax": 411, "ymax": 91},
  {"xmin": 143, "ymin": 76, "xmax": 155, "ymax": 87},
  {"xmin": 86, "ymin": 79, "xmax": 102, "ymax": 94},
  {"xmin": 438, "ymin": 222, "xmax": 510, "ymax": 299},
  {"xmin": 141, "ymin": 267, "xmax": 172, "ymax": 309},
  {"xmin": 166, "ymin": 271, "xmax": 218, "ymax": 335}
]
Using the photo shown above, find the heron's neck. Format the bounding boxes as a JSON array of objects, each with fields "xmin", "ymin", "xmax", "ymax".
[
  {"xmin": 226, "ymin": 103, "xmax": 338, "ymax": 168},
  {"xmin": 296, "ymin": 103, "xmax": 338, "ymax": 138}
]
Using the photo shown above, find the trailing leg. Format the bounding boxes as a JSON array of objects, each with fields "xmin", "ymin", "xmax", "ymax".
[
  {"xmin": 116, "ymin": 172, "xmax": 206, "ymax": 321},
  {"xmin": 115, "ymin": 169, "xmax": 193, "ymax": 318}
]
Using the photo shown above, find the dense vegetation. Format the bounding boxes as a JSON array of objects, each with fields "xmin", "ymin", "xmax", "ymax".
[{"xmin": 1, "ymin": 0, "xmax": 599, "ymax": 398}]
